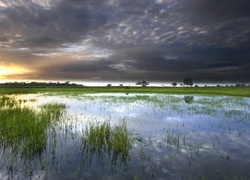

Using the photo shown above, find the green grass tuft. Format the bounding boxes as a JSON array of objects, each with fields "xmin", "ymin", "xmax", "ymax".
[
  {"xmin": 82, "ymin": 119, "xmax": 135, "ymax": 165},
  {"xmin": 0, "ymin": 96, "xmax": 66, "ymax": 158}
]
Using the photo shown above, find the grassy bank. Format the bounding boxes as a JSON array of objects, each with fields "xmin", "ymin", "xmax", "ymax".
[{"xmin": 0, "ymin": 86, "xmax": 249, "ymax": 97}]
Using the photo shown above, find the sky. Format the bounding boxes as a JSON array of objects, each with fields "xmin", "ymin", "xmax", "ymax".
[{"xmin": 0, "ymin": 0, "xmax": 250, "ymax": 84}]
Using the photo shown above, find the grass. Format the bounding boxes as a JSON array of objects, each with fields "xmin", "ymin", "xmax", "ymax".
[
  {"xmin": 0, "ymin": 96, "xmax": 66, "ymax": 158},
  {"xmin": 40, "ymin": 103, "xmax": 67, "ymax": 121},
  {"xmin": 82, "ymin": 119, "xmax": 136, "ymax": 166},
  {"xmin": 0, "ymin": 86, "xmax": 249, "ymax": 97}
]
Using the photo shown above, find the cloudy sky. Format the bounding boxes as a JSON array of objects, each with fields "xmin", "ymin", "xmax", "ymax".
[{"xmin": 0, "ymin": 0, "xmax": 250, "ymax": 84}]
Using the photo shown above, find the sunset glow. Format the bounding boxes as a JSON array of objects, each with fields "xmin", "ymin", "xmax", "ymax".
[{"xmin": 0, "ymin": 65, "xmax": 31, "ymax": 79}]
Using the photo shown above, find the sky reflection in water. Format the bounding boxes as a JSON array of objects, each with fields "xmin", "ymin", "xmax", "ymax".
[{"xmin": 1, "ymin": 93, "xmax": 250, "ymax": 179}]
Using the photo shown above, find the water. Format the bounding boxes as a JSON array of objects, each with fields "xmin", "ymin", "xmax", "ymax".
[{"xmin": 1, "ymin": 93, "xmax": 250, "ymax": 179}]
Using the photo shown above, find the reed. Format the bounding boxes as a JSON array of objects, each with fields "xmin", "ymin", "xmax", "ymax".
[
  {"xmin": 82, "ymin": 119, "xmax": 135, "ymax": 166},
  {"xmin": 0, "ymin": 96, "xmax": 66, "ymax": 158},
  {"xmin": 40, "ymin": 103, "xmax": 67, "ymax": 122}
]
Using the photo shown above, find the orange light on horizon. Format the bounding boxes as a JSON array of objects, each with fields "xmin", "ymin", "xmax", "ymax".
[{"xmin": 0, "ymin": 65, "xmax": 31, "ymax": 79}]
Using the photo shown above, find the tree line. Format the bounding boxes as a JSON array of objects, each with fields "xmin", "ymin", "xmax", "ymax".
[
  {"xmin": 135, "ymin": 78, "xmax": 193, "ymax": 87},
  {"xmin": 0, "ymin": 81, "xmax": 83, "ymax": 88}
]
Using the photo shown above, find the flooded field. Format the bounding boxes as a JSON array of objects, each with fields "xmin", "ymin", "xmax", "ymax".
[{"xmin": 0, "ymin": 93, "xmax": 250, "ymax": 179}]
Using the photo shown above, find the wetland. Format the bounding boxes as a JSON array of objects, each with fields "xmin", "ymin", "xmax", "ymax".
[{"xmin": 0, "ymin": 91, "xmax": 250, "ymax": 179}]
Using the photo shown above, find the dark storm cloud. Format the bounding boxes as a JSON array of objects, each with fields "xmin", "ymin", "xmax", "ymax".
[
  {"xmin": 1, "ymin": 0, "xmax": 250, "ymax": 48},
  {"xmin": 0, "ymin": 0, "xmax": 108, "ymax": 48},
  {"xmin": 59, "ymin": 60, "xmax": 112, "ymax": 72},
  {"xmin": 0, "ymin": 0, "xmax": 250, "ymax": 82},
  {"xmin": 185, "ymin": 0, "xmax": 250, "ymax": 21},
  {"xmin": 98, "ymin": 45, "xmax": 250, "ymax": 82}
]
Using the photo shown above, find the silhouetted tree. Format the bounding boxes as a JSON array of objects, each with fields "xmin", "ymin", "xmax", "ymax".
[
  {"xmin": 183, "ymin": 78, "xmax": 193, "ymax": 87},
  {"xmin": 172, "ymin": 82, "xmax": 177, "ymax": 87},
  {"xmin": 136, "ymin": 80, "xmax": 149, "ymax": 87}
]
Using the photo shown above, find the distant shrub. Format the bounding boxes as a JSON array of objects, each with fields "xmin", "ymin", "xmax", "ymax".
[{"xmin": 184, "ymin": 95, "xmax": 194, "ymax": 103}]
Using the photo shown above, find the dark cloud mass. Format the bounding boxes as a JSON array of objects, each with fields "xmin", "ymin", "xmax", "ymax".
[{"xmin": 0, "ymin": 0, "xmax": 250, "ymax": 83}]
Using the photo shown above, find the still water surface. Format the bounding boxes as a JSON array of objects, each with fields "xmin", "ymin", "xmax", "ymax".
[{"xmin": 1, "ymin": 93, "xmax": 250, "ymax": 179}]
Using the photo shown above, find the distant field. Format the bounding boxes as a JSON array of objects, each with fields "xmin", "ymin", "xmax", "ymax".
[{"xmin": 0, "ymin": 86, "xmax": 249, "ymax": 97}]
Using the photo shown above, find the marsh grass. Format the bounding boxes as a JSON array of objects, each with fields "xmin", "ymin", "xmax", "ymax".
[
  {"xmin": 40, "ymin": 103, "xmax": 67, "ymax": 122},
  {"xmin": 82, "ymin": 119, "xmax": 136, "ymax": 167},
  {"xmin": 0, "ymin": 96, "xmax": 66, "ymax": 158}
]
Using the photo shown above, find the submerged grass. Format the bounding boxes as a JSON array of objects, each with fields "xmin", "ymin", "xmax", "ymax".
[
  {"xmin": 0, "ymin": 96, "xmax": 66, "ymax": 158},
  {"xmin": 40, "ymin": 103, "xmax": 67, "ymax": 121},
  {"xmin": 82, "ymin": 119, "xmax": 135, "ymax": 166}
]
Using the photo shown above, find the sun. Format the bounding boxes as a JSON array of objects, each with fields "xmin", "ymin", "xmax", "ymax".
[{"xmin": 0, "ymin": 65, "xmax": 30, "ymax": 79}]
